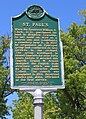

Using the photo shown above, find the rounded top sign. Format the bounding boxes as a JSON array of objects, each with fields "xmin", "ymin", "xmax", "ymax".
[{"xmin": 26, "ymin": 5, "xmax": 45, "ymax": 19}]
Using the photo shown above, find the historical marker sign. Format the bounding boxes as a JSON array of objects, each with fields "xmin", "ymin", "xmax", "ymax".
[{"xmin": 10, "ymin": 5, "xmax": 65, "ymax": 91}]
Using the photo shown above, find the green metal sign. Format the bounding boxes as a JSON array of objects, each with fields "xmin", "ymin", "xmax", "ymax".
[{"xmin": 10, "ymin": 5, "xmax": 64, "ymax": 91}]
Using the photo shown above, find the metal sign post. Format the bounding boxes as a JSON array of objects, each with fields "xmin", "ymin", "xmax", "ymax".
[
  {"xmin": 10, "ymin": 5, "xmax": 65, "ymax": 119},
  {"xmin": 33, "ymin": 89, "xmax": 44, "ymax": 119}
]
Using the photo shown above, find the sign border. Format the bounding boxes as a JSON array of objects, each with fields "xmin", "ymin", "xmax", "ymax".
[{"xmin": 10, "ymin": 5, "xmax": 65, "ymax": 92}]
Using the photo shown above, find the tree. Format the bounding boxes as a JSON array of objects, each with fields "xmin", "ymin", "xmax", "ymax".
[
  {"xmin": 0, "ymin": 36, "xmax": 13, "ymax": 118},
  {"xmin": 78, "ymin": 10, "xmax": 86, "ymax": 24},
  {"xmin": 56, "ymin": 21, "xmax": 86, "ymax": 118},
  {"xmin": 12, "ymin": 92, "xmax": 34, "ymax": 119},
  {"xmin": 11, "ymin": 11, "xmax": 86, "ymax": 119},
  {"xmin": 12, "ymin": 92, "xmax": 61, "ymax": 119}
]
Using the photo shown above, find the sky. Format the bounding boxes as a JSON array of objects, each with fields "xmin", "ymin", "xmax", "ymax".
[
  {"xmin": 0, "ymin": 0, "xmax": 86, "ymax": 36},
  {"xmin": 0, "ymin": 0, "xmax": 86, "ymax": 119}
]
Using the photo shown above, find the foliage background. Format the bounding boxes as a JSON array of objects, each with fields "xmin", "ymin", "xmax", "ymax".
[
  {"xmin": 0, "ymin": 0, "xmax": 86, "ymax": 118},
  {"xmin": 11, "ymin": 11, "xmax": 86, "ymax": 119}
]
